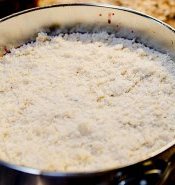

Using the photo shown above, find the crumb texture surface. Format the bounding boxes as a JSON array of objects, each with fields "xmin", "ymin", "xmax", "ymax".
[{"xmin": 0, "ymin": 30, "xmax": 175, "ymax": 172}]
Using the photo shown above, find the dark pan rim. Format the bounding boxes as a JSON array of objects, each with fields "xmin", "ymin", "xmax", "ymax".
[{"xmin": 0, "ymin": 2, "xmax": 174, "ymax": 176}]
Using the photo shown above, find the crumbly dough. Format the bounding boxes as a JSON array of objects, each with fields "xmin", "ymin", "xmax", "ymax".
[{"xmin": 0, "ymin": 30, "xmax": 175, "ymax": 172}]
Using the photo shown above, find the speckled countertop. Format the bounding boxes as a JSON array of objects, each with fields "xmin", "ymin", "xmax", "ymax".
[{"xmin": 37, "ymin": 0, "xmax": 175, "ymax": 27}]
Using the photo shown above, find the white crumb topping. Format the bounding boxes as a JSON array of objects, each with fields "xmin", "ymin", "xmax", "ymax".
[{"xmin": 0, "ymin": 30, "xmax": 175, "ymax": 172}]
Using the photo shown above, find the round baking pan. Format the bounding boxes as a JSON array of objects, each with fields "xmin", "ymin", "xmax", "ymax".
[{"xmin": 0, "ymin": 3, "xmax": 175, "ymax": 185}]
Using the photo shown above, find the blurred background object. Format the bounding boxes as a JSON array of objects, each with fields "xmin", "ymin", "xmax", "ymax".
[
  {"xmin": 0, "ymin": 0, "xmax": 36, "ymax": 18},
  {"xmin": 0, "ymin": 0, "xmax": 175, "ymax": 27}
]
